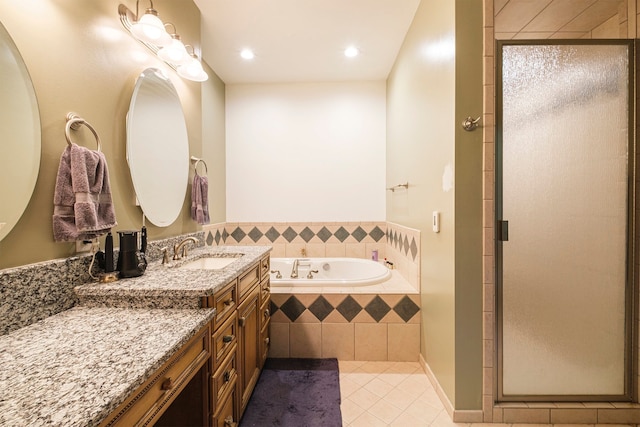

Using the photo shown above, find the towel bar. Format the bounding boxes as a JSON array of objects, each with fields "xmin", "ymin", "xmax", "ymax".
[{"xmin": 65, "ymin": 113, "xmax": 101, "ymax": 151}]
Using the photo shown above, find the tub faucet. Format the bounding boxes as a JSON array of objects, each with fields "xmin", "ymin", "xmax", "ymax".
[
  {"xmin": 290, "ymin": 259, "xmax": 299, "ymax": 278},
  {"xmin": 173, "ymin": 237, "xmax": 199, "ymax": 260}
]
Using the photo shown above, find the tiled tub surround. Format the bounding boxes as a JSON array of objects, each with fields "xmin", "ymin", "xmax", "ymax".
[
  {"xmin": 76, "ymin": 245, "xmax": 271, "ymax": 309},
  {"xmin": 0, "ymin": 231, "xmax": 206, "ymax": 335},
  {"xmin": 269, "ymin": 292, "xmax": 421, "ymax": 362},
  {"xmin": 0, "ymin": 306, "xmax": 214, "ymax": 426},
  {"xmin": 202, "ymin": 222, "xmax": 423, "ymax": 362},
  {"xmin": 203, "ymin": 221, "xmax": 421, "ymax": 291}
]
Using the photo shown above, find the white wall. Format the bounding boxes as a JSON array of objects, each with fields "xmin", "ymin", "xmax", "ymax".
[{"xmin": 225, "ymin": 82, "xmax": 386, "ymax": 222}]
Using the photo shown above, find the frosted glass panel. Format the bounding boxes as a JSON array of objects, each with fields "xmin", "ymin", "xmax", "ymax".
[{"xmin": 501, "ymin": 44, "xmax": 628, "ymax": 397}]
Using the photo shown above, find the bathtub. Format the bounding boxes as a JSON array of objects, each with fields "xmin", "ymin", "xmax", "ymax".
[{"xmin": 269, "ymin": 257, "xmax": 391, "ymax": 287}]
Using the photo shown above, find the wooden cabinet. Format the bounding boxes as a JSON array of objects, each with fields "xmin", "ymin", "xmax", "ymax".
[
  {"xmin": 209, "ymin": 254, "xmax": 270, "ymax": 426},
  {"xmin": 237, "ymin": 283, "xmax": 260, "ymax": 414},
  {"xmin": 100, "ymin": 324, "xmax": 210, "ymax": 427}
]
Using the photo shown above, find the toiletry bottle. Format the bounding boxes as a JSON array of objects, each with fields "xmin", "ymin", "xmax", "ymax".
[
  {"xmin": 372, "ymin": 249, "xmax": 378, "ymax": 262},
  {"xmin": 105, "ymin": 232, "xmax": 114, "ymax": 273}
]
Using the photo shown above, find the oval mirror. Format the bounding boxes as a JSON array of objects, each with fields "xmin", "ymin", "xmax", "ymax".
[
  {"xmin": 0, "ymin": 21, "xmax": 41, "ymax": 241},
  {"xmin": 126, "ymin": 68, "xmax": 189, "ymax": 227}
]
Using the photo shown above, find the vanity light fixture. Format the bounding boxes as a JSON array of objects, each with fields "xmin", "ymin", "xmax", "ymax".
[
  {"xmin": 119, "ymin": 1, "xmax": 208, "ymax": 82},
  {"xmin": 157, "ymin": 24, "xmax": 190, "ymax": 65},
  {"xmin": 129, "ymin": 0, "xmax": 170, "ymax": 46},
  {"xmin": 178, "ymin": 48, "xmax": 209, "ymax": 82}
]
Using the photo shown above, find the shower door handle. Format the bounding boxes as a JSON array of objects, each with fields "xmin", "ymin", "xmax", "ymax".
[{"xmin": 497, "ymin": 220, "xmax": 509, "ymax": 241}]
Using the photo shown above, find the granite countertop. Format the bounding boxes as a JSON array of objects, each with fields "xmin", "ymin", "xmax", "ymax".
[
  {"xmin": 75, "ymin": 246, "xmax": 271, "ymax": 309},
  {"xmin": 0, "ymin": 306, "xmax": 215, "ymax": 426}
]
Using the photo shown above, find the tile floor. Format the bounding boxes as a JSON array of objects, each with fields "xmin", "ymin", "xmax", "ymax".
[
  {"xmin": 339, "ymin": 360, "xmax": 447, "ymax": 427},
  {"xmin": 338, "ymin": 360, "xmax": 635, "ymax": 427}
]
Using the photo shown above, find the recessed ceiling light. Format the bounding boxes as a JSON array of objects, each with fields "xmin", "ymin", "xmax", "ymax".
[
  {"xmin": 240, "ymin": 48, "xmax": 255, "ymax": 60},
  {"xmin": 344, "ymin": 46, "xmax": 359, "ymax": 58}
]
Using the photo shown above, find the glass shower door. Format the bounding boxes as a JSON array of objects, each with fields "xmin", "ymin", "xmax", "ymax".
[{"xmin": 497, "ymin": 42, "xmax": 633, "ymax": 400}]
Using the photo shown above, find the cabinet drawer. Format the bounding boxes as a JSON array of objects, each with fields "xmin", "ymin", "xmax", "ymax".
[
  {"xmin": 209, "ymin": 280, "xmax": 237, "ymax": 330},
  {"xmin": 259, "ymin": 256, "xmax": 270, "ymax": 280},
  {"xmin": 100, "ymin": 325, "xmax": 210, "ymax": 427},
  {"xmin": 212, "ymin": 313, "xmax": 237, "ymax": 368},
  {"xmin": 212, "ymin": 349, "xmax": 237, "ymax": 404},
  {"xmin": 259, "ymin": 276, "xmax": 270, "ymax": 307},
  {"xmin": 260, "ymin": 295, "xmax": 271, "ymax": 333},
  {"xmin": 238, "ymin": 263, "xmax": 260, "ymax": 300},
  {"xmin": 212, "ymin": 379, "xmax": 238, "ymax": 427}
]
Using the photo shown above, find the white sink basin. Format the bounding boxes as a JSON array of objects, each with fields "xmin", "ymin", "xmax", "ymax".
[{"xmin": 179, "ymin": 257, "xmax": 239, "ymax": 270}]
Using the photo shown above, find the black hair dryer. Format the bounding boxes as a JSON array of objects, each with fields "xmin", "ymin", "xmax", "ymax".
[{"xmin": 117, "ymin": 230, "xmax": 147, "ymax": 278}]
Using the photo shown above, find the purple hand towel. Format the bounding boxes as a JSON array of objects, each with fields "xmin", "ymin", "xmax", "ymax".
[
  {"xmin": 191, "ymin": 173, "xmax": 210, "ymax": 225},
  {"xmin": 53, "ymin": 143, "xmax": 117, "ymax": 242}
]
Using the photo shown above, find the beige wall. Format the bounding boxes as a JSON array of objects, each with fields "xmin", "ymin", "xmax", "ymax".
[
  {"xmin": 0, "ymin": 1, "xmax": 225, "ymax": 269},
  {"xmin": 386, "ymin": 0, "xmax": 483, "ymax": 410}
]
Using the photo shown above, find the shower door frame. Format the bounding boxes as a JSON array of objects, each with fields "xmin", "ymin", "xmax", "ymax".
[{"xmin": 495, "ymin": 39, "xmax": 638, "ymax": 403}]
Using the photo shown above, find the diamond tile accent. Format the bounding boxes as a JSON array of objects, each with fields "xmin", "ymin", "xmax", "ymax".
[
  {"xmin": 403, "ymin": 235, "xmax": 410, "ymax": 255},
  {"xmin": 214, "ymin": 230, "xmax": 222, "ymax": 245},
  {"xmin": 248, "ymin": 227, "xmax": 264, "ymax": 243},
  {"xmin": 334, "ymin": 227, "xmax": 349, "ymax": 243},
  {"xmin": 230, "ymin": 227, "xmax": 246, "ymax": 243},
  {"xmin": 308, "ymin": 296, "xmax": 334, "ymax": 321},
  {"xmin": 299, "ymin": 227, "xmax": 315, "ymax": 243},
  {"xmin": 336, "ymin": 296, "xmax": 362, "ymax": 322},
  {"xmin": 270, "ymin": 300, "xmax": 279, "ymax": 315},
  {"xmin": 369, "ymin": 226, "xmax": 385, "ymax": 242},
  {"xmin": 206, "ymin": 231, "xmax": 214, "ymax": 246},
  {"xmin": 222, "ymin": 228, "xmax": 229, "ymax": 242},
  {"xmin": 265, "ymin": 227, "xmax": 281, "ymax": 243},
  {"xmin": 282, "ymin": 227, "xmax": 298, "ymax": 243},
  {"xmin": 365, "ymin": 296, "xmax": 391, "ymax": 322},
  {"xmin": 279, "ymin": 296, "xmax": 306, "ymax": 321},
  {"xmin": 317, "ymin": 226, "xmax": 332, "ymax": 243},
  {"xmin": 352, "ymin": 226, "xmax": 367, "ymax": 242},
  {"xmin": 393, "ymin": 231, "xmax": 399, "ymax": 247},
  {"xmin": 410, "ymin": 237, "xmax": 418, "ymax": 260},
  {"xmin": 393, "ymin": 296, "xmax": 420, "ymax": 323}
]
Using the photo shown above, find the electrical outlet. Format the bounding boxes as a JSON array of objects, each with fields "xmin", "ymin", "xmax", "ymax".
[{"xmin": 76, "ymin": 240, "xmax": 93, "ymax": 253}]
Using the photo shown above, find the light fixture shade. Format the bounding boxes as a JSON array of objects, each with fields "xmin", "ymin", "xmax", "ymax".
[
  {"xmin": 157, "ymin": 37, "xmax": 190, "ymax": 65},
  {"xmin": 130, "ymin": 9, "xmax": 171, "ymax": 46},
  {"xmin": 177, "ymin": 57, "xmax": 208, "ymax": 82}
]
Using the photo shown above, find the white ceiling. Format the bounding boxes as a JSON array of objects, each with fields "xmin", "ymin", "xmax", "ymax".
[{"xmin": 192, "ymin": 0, "xmax": 421, "ymax": 84}]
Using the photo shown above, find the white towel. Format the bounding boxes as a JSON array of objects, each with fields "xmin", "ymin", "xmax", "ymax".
[{"xmin": 53, "ymin": 143, "xmax": 117, "ymax": 242}]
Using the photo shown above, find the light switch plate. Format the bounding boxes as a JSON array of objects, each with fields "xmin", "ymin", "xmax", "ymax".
[
  {"xmin": 432, "ymin": 211, "xmax": 440, "ymax": 233},
  {"xmin": 76, "ymin": 240, "xmax": 93, "ymax": 253}
]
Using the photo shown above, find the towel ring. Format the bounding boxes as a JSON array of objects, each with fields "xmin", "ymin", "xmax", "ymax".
[
  {"xmin": 190, "ymin": 156, "xmax": 208, "ymax": 174},
  {"xmin": 65, "ymin": 113, "xmax": 101, "ymax": 152}
]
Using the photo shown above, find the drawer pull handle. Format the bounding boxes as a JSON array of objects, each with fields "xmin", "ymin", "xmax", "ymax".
[
  {"xmin": 224, "ymin": 299, "xmax": 233, "ymax": 306},
  {"xmin": 264, "ymin": 287, "xmax": 271, "ymax": 292},
  {"xmin": 161, "ymin": 377, "xmax": 173, "ymax": 391},
  {"xmin": 224, "ymin": 416, "xmax": 237, "ymax": 427},
  {"xmin": 239, "ymin": 317, "xmax": 246, "ymax": 327},
  {"xmin": 224, "ymin": 371, "xmax": 231, "ymax": 382},
  {"xmin": 264, "ymin": 337, "xmax": 270, "ymax": 346},
  {"xmin": 222, "ymin": 334, "xmax": 234, "ymax": 343},
  {"xmin": 264, "ymin": 309, "xmax": 270, "ymax": 318}
]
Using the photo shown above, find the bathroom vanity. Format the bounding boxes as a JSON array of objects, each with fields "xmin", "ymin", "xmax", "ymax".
[{"xmin": 0, "ymin": 245, "xmax": 271, "ymax": 427}]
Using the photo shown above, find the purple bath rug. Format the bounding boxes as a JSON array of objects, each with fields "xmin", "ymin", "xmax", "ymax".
[{"xmin": 239, "ymin": 358, "xmax": 342, "ymax": 427}]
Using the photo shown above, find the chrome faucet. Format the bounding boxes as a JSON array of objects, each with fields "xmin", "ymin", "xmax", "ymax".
[
  {"xmin": 173, "ymin": 237, "xmax": 199, "ymax": 260},
  {"xmin": 290, "ymin": 259, "xmax": 300, "ymax": 278}
]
